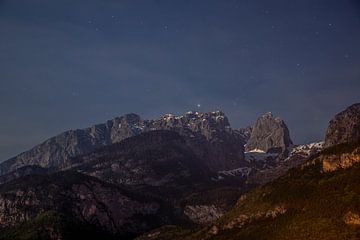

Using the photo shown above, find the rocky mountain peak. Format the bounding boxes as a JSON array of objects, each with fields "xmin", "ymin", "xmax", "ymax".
[
  {"xmin": 149, "ymin": 111, "xmax": 244, "ymax": 170},
  {"xmin": 151, "ymin": 111, "xmax": 231, "ymax": 140},
  {"xmin": 118, "ymin": 113, "xmax": 142, "ymax": 124},
  {"xmin": 324, "ymin": 103, "xmax": 360, "ymax": 148},
  {"xmin": 237, "ymin": 126, "xmax": 253, "ymax": 143},
  {"xmin": 245, "ymin": 112, "xmax": 293, "ymax": 153},
  {"xmin": 0, "ymin": 110, "xmax": 245, "ymax": 174},
  {"xmin": 262, "ymin": 112, "xmax": 274, "ymax": 118}
]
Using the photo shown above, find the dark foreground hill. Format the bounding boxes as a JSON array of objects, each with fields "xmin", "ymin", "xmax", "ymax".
[
  {"xmin": 137, "ymin": 141, "xmax": 360, "ymax": 240},
  {"xmin": 0, "ymin": 211, "xmax": 118, "ymax": 240},
  {"xmin": 0, "ymin": 170, "xmax": 179, "ymax": 239},
  {"xmin": 0, "ymin": 131, "xmax": 248, "ymax": 239}
]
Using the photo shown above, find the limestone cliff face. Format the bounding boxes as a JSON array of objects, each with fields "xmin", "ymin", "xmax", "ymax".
[
  {"xmin": 236, "ymin": 126, "xmax": 252, "ymax": 143},
  {"xmin": 245, "ymin": 112, "xmax": 293, "ymax": 154},
  {"xmin": 183, "ymin": 205, "xmax": 224, "ymax": 225},
  {"xmin": 344, "ymin": 212, "xmax": 360, "ymax": 225},
  {"xmin": 324, "ymin": 103, "xmax": 360, "ymax": 148},
  {"xmin": 221, "ymin": 206, "xmax": 287, "ymax": 231},
  {"xmin": 0, "ymin": 111, "xmax": 245, "ymax": 174},
  {"xmin": 321, "ymin": 147, "xmax": 360, "ymax": 172}
]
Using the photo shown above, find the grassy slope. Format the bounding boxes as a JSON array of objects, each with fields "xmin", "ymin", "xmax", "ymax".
[
  {"xmin": 209, "ymin": 163, "xmax": 360, "ymax": 240},
  {"xmin": 138, "ymin": 142, "xmax": 360, "ymax": 240}
]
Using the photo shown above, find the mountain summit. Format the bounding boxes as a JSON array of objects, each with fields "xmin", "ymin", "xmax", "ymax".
[
  {"xmin": 0, "ymin": 111, "xmax": 245, "ymax": 174},
  {"xmin": 245, "ymin": 112, "xmax": 293, "ymax": 153},
  {"xmin": 324, "ymin": 103, "xmax": 360, "ymax": 148}
]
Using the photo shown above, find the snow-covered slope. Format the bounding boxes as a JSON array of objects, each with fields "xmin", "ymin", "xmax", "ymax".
[
  {"xmin": 285, "ymin": 141, "xmax": 324, "ymax": 161},
  {"xmin": 246, "ymin": 141, "xmax": 324, "ymax": 185},
  {"xmin": 217, "ymin": 141, "xmax": 324, "ymax": 184}
]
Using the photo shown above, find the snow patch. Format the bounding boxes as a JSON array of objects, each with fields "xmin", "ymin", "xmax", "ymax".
[
  {"xmin": 246, "ymin": 148, "xmax": 266, "ymax": 153},
  {"xmin": 286, "ymin": 141, "xmax": 324, "ymax": 159}
]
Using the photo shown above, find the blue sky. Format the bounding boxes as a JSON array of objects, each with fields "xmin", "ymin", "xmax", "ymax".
[{"xmin": 0, "ymin": 0, "xmax": 360, "ymax": 160}]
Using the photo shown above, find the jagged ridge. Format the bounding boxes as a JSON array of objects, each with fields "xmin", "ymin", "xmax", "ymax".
[{"xmin": 0, "ymin": 111, "xmax": 245, "ymax": 174}]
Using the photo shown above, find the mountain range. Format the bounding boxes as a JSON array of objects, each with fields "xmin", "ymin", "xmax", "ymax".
[{"xmin": 0, "ymin": 103, "xmax": 359, "ymax": 239}]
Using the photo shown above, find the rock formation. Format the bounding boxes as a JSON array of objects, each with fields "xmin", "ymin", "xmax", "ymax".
[
  {"xmin": 324, "ymin": 103, "xmax": 360, "ymax": 148},
  {"xmin": 245, "ymin": 112, "xmax": 293, "ymax": 153},
  {"xmin": 237, "ymin": 126, "xmax": 252, "ymax": 143},
  {"xmin": 0, "ymin": 111, "xmax": 245, "ymax": 174}
]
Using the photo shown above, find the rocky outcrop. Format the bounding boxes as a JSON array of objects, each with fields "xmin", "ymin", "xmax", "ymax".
[
  {"xmin": 221, "ymin": 205, "xmax": 286, "ymax": 230},
  {"xmin": 183, "ymin": 205, "xmax": 224, "ymax": 224},
  {"xmin": 344, "ymin": 212, "xmax": 360, "ymax": 225},
  {"xmin": 0, "ymin": 111, "xmax": 245, "ymax": 174},
  {"xmin": 245, "ymin": 112, "xmax": 293, "ymax": 154},
  {"xmin": 321, "ymin": 146, "xmax": 360, "ymax": 172},
  {"xmin": 236, "ymin": 126, "xmax": 252, "ymax": 143},
  {"xmin": 324, "ymin": 103, "xmax": 360, "ymax": 148}
]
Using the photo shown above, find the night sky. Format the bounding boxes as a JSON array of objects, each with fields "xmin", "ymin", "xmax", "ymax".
[{"xmin": 1, "ymin": 0, "xmax": 360, "ymax": 161}]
